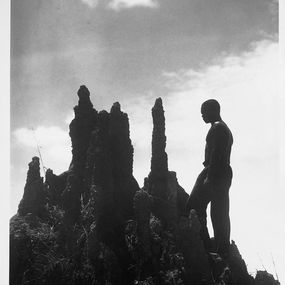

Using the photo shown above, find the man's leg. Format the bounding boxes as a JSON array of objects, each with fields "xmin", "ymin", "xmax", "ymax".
[
  {"xmin": 211, "ymin": 193, "xmax": 230, "ymax": 255},
  {"xmin": 211, "ymin": 166, "xmax": 232, "ymax": 256},
  {"xmin": 186, "ymin": 168, "xmax": 212, "ymax": 251}
]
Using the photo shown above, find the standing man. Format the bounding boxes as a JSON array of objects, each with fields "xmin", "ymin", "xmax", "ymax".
[{"xmin": 186, "ymin": 99, "xmax": 233, "ymax": 257}]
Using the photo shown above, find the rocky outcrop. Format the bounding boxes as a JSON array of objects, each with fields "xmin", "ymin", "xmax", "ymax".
[
  {"xmin": 10, "ymin": 88, "xmax": 280, "ymax": 285},
  {"xmin": 61, "ymin": 173, "xmax": 82, "ymax": 225},
  {"xmin": 148, "ymin": 98, "xmax": 169, "ymax": 200},
  {"xmin": 84, "ymin": 106, "xmax": 139, "ymax": 243},
  {"xmin": 227, "ymin": 240, "xmax": 255, "ymax": 284},
  {"xmin": 109, "ymin": 102, "xmax": 140, "ymax": 220},
  {"xmin": 177, "ymin": 210, "xmax": 211, "ymax": 283},
  {"xmin": 90, "ymin": 110, "xmax": 117, "ymax": 244},
  {"xmin": 69, "ymin": 85, "xmax": 98, "ymax": 175},
  {"xmin": 146, "ymin": 98, "xmax": 189, "ymax": 227},
  {"xmin": 68, "ymin": 85, "xmax": 98, "ymax": 207},
  {"xmin": 254, "ymin": 271, "xmax": 280, "ymax": 285},
  {"xmin": 45, "ymin": 168, "xmax": 67, "ymax": 206},
  {"xmin": 18, "ymin": 157, "xmax": 46, "ymax": 217},
  {"xmin": 63, "ymin": 88, "xmax": 139, "ymax": 228},
  {"xmin": 89, "ymin": 109, "xmax": 135, "ymax": 284},
  {"xmin": 133, "ymin": 190, "xmax": 152, "ymax": 262}
]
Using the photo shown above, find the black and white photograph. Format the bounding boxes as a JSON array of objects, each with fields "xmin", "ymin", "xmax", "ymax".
[{"xmin": 4, "ymin": 0, "xmax": 284, "ymax": 284}]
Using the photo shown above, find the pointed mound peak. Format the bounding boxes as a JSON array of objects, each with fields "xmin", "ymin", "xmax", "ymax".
[
  {"xmin": 98, "ymin": 110, "xmax": 110, "ymax": 122},
  {"xmin": 77, "ymin": 85, "xmax": 94, "ymax": 109},
  {"xmin": 31, "ymin": 156, "xmax": 39, "ymax": 163},
  {"xmin": 77, "ymin": 85, "xmax": 90, "ymax": 99},
  {"xmin": 153, "ymin": 97, "xmax": 163, "ymax": 110},
  {"xmin": 18, "ymin": 156, "xmax": 45, "ymax": 217},
  {"xmin": 150, "ymin": 96, "xmax": 168, "ymax": 175},
  {"xmin": 68, "ymin": 85, "xmax": 98, "ymax": 173},
  {"xmin": 111, "ymin": 102, "xmax": 121, "ymax": 113},
  {"xmin": 27, "ymin": 156, "xmax": 41, "ymax": 183}
]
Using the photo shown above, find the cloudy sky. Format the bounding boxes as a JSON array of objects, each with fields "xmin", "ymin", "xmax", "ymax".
[{"xmin": 10, "ymin": 0, "xmax": 284, "ymax": 281}]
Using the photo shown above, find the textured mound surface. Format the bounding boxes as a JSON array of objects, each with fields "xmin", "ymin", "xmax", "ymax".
[{"xmin": 10, "ymin": 86, "xmax": 280, "ymax": 285}]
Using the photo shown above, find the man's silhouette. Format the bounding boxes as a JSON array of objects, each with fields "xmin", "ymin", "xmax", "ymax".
[{"xmin": 186, "ymin": 99, "xmax": 233, "ymax": 256}]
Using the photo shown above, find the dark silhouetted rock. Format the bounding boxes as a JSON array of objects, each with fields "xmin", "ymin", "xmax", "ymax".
[
  {"xmin": 18, "ymin": 157, "xmax": 46, "ymax": 217},
  {"xmin": 69, "ymin": 85, "xmax": 98, "ymax": 201},
  {"xmin": 147, "ymin": 98, "xmax": 189, "ymax": 227},
  {"xmin": 10, "ymin": 213, "xmax": 57, "ymax": 285},
  {"xmin": 133, "ymin": 190, "xmax": 152, "ymax": 261},
  {"xmin": 254, "ymin": 270, "xmax": 280, "ymax": 285},
  {"xmin": 110, "ymin": 102, "xmax": 134, "ymax": 176},
  {"xmin": 177, "ymin": 182, "xmax": 190, "ymax": 218},
  {"xmin": 45, "ymin": 168, "xmax": 67, "ymax": 206},
  {"xmin": 11, "ymin": 87, "xmax": 278, "ymax": 285},
  {"xmin": 110, "ymin": 102, "xmax": 139, "ymax": 219},
  {"xmin": 84, "ymin": 103, "xmax": 139, "ymax": 241},
  {"xmin": 84, "ymin": 130, "xmax": 98, "ymax": 193},
  {"xmin": 148, "ymin": 98, "xmax": 168, "ymax": 200},
  {"xmin": 61, "ymin": 86, "xmax": 98, "ymax": 225},
  {"xmin": 167, "ymin": 171, "xmax": 190, "ymax": 224},
  {"xmin": 69, "ymin": 86, "xmax": 98, "ymax": 172},
  {"xmin": 62, "ymin": 173, "xmax": 81, "ymax": 225},
  {"xmin": 146, "ymin": 98, "xmax": 171, "ymax": 226},
  {"xmin": 89, "ymin": 110, "xmax": 133, "ymax": 284},
  {"xmin": 177, "ymin": 210, "xmax": 211, "ymax": 283},
  {"xmin": 227, "ymin": 240, "xmax": 255, "ymax": 285},
  {"xmin": 90, "ymin": 110, "xmax": 118, "ymax": 245}
]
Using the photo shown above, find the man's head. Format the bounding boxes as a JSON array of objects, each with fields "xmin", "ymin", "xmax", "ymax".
[{"xmin": 201, "ymin": 99, "xmax": 221, "ymax": 123}]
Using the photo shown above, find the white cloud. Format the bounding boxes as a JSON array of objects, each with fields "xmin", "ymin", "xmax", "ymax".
[
  {"xmin": 108, "ymin": 0, "xmax": 158, "ymax": 10},
  {"xmin": 13, "ymin": 126, "xmax": 72, "ymax": 174},
  {"xmin": 125, "ymin": 39, "xmax": 279, "ymax": 188},
  {"xmin": 11, "ymin": 37, "xmax": 284, "ymax": 282},
  {"xmin": 122, "ymin": 39, "xmax": 282, "ymax": 280},
  {"xmin": 80, "ymin": 0, "xmax": 99, "ymax": 8},
  {"xmin": 162, "ymin": 40, "xmax": 279, "ymax": 163}
]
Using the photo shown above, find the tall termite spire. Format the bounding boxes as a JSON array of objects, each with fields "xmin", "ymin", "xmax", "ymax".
[
  {"xmin": 148, "ymin": 97, "xmax": 168, "ymax": 199},
  {"xmin": 69, "ymin": 85, "xmax": 98, "ymax": 175},
  {"xmin": 18, "ymin": 157, "xmax": 46, "ymax": 217}
]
